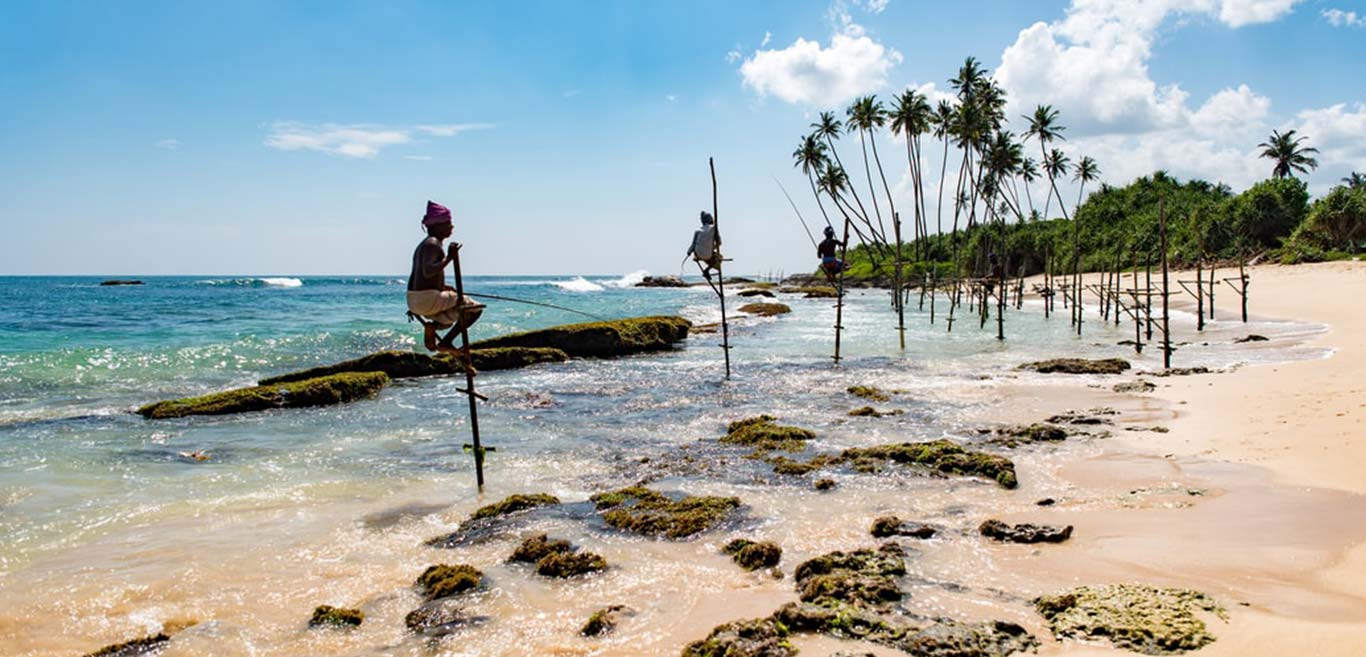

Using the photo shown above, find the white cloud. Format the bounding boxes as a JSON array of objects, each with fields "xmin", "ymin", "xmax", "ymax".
[
  {"xmin": 563, "ymin": 89, "xmax": 581, "ymax": 98},
  {"xmin": 265, "ymin": 122, "xmax": 490, "ymax": 158},
  {"xmin": 761, "ymin": 31, "xmax": 772, "ymax": 47},
  {"xmin": 1190, "ymin": 84, "xmax": 1271, "ymax": 140},
  {"xmin": 726, "ymin": 48, "xmax": 742, "ymax": 63},
  {"xmin": 665, "ymin": 94, "xmax": 678, "ymax": 103},
  {"xmin": 155, "ymin": 139, "xmax": 180, "ymax": 150},
  {"xmin": 861, "ymin": 0, "xmax": 889, "ymax": 14},
  {"xmin": 739, "ymin": 27, "xmax": 902, "ymax": 106},
  {"xmin": 414, "ymin": 123, "xmax": 494, "ymax": 137},
  {"xmin": 1322, "ymin": 8, "xmax": 1366, "ymax": 27},
  {"xmin": 404, "ymin": 155, "xmax": 434, "ymax": 161},
  {"xmin": 1292, "ymin": 103, "xmax": 1366, "ymax": 176}
]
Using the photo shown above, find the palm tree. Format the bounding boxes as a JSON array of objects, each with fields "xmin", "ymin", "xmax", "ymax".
[
  {"xmin": 932, "ymin": 99, "xmax": 955, "ymax": 245},
  {"xmin": 793, "ymin": 135, "xmax": 834, "ymax": 228},
  {"xmin": 1258, "ymin": 129, "xmax": 1319, "ymax": 179},
  {"xmin": 812, "ymin": 111, "xmax": 876, "ymax": 236},
  {"xmin": 1023, "ymin": 104, "xmax": 1066, "ymax": 220},
  {"xmin": 1073, "ymin": 156, "xmax": 1100, "ymax": 207},
  {"xmin": 1342, "ymin": 171, "xmax": 1365, "ymax": 189},
  {"xmin": 1019, "ymin": 157, "xmax": 1039, "ymax": 218},
  {"xmin": 846, "ymin": 95, "xmax": 892, "ymax": 243}
]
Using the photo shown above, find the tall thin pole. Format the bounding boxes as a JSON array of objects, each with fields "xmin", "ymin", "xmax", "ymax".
[
  {"xmin": 1240, "ymin": 247, "xmax": 1249, "ymax": 323},
  {"xmin": 451, "ymin": 246, "xmax": 485, "ymax": 490},
  {"xmin": 1160, "ymin": 197, "xmax": 1172, "ymax": 369},
  {"xmin": 894, "ymin": 211, "xmax": 906, "ymax": 350},
  {"xmin": 710, "ymin": 157, "xmax": 731, "ymax": 379},
  {"xmin": 834, "ymin": 214, "xmax": 850, "ymax": 363}
]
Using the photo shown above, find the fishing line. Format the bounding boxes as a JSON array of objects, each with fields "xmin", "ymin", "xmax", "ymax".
[
  {"xmin": 774, "ymin": 176, "xmax": 820, "ymax": 250},
  {"xmin": 463, "ymin": 292, "xmax": 607, "ymax": 321}
]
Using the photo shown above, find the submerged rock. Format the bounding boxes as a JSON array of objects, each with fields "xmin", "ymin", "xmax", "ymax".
[
  {"xmin": 99, "ymin": 279, "xmax": 144, "ymax": 286},
  {"xmin": 1234, "ymin": 334, "xmax": 1268, "ymax": 343},
  {"xmin": 1114, "ymin": 380, "xmax": 1157, "ymax": 393},
  {"xmin": 813, "ymin": 478, "xmax": 836, "ymax": 491},
  {"xmin": 793, "ymin": 543, "xmax": 906, "ymax": 609},
  {"xmin": 846, "ymin": 385, "xmax": 891, "ymax": 402},
  {"xmin": 724, "ymin": 538, "xmax": 783, "ymax": 570},
  {"xmin": 737, "ymin": 288, "xmax": 776, "ymax": 298},
  {"xmin": 1034, "ymin": 584, "xmax": 1226, "ymax": 654},
  {"xmin": 637, "ymin": 275, "xmax": 689, "ymax": 288},
  {"xmin": 848, "ymin": 406, "xmax": 903, "ymax": 418},
  {"xmin": 738, "ymin": 302, "xmax": 792, "ymax": 316},
  {"xmin": 721, "ymin": 416, "xmax": 816, "ymax": 453},
  {"xmin": 766, "ymin": 455, "xmax": 832, "ymax": 476},
  {"xmin": 993, "ymin": 423, "xmax": 1071, "ymax": 445},
  {"xmin": 838, "ymin": 439, "xmax": 1019, "ymax": 489},
  {"xmin": 869, "ymin": 516, "xmax": 937, "ymax": 539},
  {"xmin": 471, "ymin": 493, "xmax": 560, "ymax": 520},
  {"xmin": 681, "ymin": 617, "xmax": 796, "ymax": 657},
  {"xmin": 536, "ymin": 550, "xmax": 608, "ymax": 578},
  {"xmin": 137, "ymin": 371, "xmax": 389, "ymax": 419},
  {"xmin": 581, "ymin": 605, "xmax": 630, "ymax": 637},
  {"xmin": 773, "ymin": 602, "xmax": 1038, "ymax": 657},
  {"xmin": 778, "ymin": 285, "xmax": 839, "ymax": 298},
  {"xmin": 404, "ymin": 598, "xmax": 481, "ymax": 637},
  {"xmin": 471, "ymin": 315, "xmax": 691, "ymax": 358},
  {"xmin": 309, "ymin": 605, "xmax": 363, "ymax": 628},
  {"xmin": 1148, "ymin": 366, "xmax": 1213, "ymax": 377},
  {"xmin": 590, "ymin": 486, "xmax": 740, "ymax": 539},
  {"xmin": 979, "ymin": 519, "xmax": 1073, "ymax": 544},
  {"xmin": 1018, "ymin": 358, "xmax": 1132, "ymax": 375},
  {"xmin": 1047, "ymin": 407, "xmax": 1119, "ymax": 425},
  {"xmin": 81, "ymin": 634, "xmax": 170, "ymax": 657},
  {"xmin": 415, "ymin": 563, "xmax": 483, "ymax": 600},
  {"xmin": 258, "ymin": 348, "xmax": 566, "ymax": 385},
  {"xmin": 509, "ymin": 533, "xmax": 573, "ymax": 563}
]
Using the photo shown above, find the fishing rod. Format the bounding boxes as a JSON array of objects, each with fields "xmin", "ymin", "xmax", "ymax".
[
  {"xmin": 463, "ymin": 292, "xmax": 607, "ymax": 321},
  {"xmin": 773, "ymin": 176, "xmax": 819, "ymax": 250}
]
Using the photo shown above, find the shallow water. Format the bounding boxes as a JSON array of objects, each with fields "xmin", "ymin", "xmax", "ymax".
[{"xmin": 0, "ymin": 274, "xmax": 1347, "ymax": 655}]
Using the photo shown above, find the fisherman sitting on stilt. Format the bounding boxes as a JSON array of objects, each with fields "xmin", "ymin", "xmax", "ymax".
[
  {"xmin": 407, "ymin": 200, "xmax": 486, "ymax": 354},
  {"xmin": 687, "ymin": 211, "xmax": 723, "ymax": 281},
  {"xmin": 817, "ymin": 226, "xmax": 847, "ymax": 281}
]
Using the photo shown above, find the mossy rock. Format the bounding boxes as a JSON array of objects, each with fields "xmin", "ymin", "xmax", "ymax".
[
  {"xmin": 471, "ymin": 493, "xmax": 560, "ymax": 520},
  {"xmin": 81, "ymin": 634, "xmax": 171, "ymax": 657},
  {"xmin": 767, "ymin": 455, "xmax": 832, "ymax": 476},
  {"xmin": 309, "ymin": 605, "xmax": 363, "ymax": 628},
  {"xmin": 721, "ymin": 416, "xmax": 816, "ymax": 453},
  {"xmin": 838, "ymin": 439, "xmax": 1018, "ymax": 489},
  {"xmin": 738, "ymin": 302, "xmax": 791, "ymax": 317},
  {"xmin": 772, "ymin": 601, "xmax": 1038, "ymax": 656},
  {"xmin": 793, "ymin": 543, "xmax": 907, "ymax": 609},
  {"xmin": 589, "ymin": 486, "xmax": 740, "ymax": 539},
  {"xmin": 870, "ymin": 516, "xmax": 936, "ymax": 539},
  {"xmin": 509, "ymin": 533, "xmax": 573, "ymax": 563},
  {"xmin": 1018, "ymin": 358, "xmax": 1132, "ymax": 375},
  {"xmin": 997, "ymin": 423, "xmax": 1070, "ymax": 444},
  {"xmin": 779, "ymin": 285, "xmax": 838, "ymax": 298},
  {"xmin": 848, "ymin": 406, "xmax": 902, "ymax": 418},
  {"xmin": 581, "ymin": 605, "xmax": 629, "ymax": 637},
  {"xmin": 846, "ymin": 385, "xmax": 890, "ymax": 402},
  {"xmin": 536, "ymin": 550, "xmax": 607, "ymax": 578},
  {"xmin": 724, "ymin": 538, "xmax": 783, "ymax": 570},
  {"xmin": 259, "ymin": 348, "xmax": 567, "ymax": 385},
  {"xmin": 405, "ymin": 599, "xmax": 477, "ymax": 637},
  {"xmin": 1114, "ymin": 380, "xmax": 1157, "ymax": 393},
  {"xmin": 137, "ymin": 371, "xmax": 388, "ymax": 419},
  {"xmin": 681, "ymin": 617, "xmax": 796, "ymax": 657},
  {"xmin": 813, "ymin": 478, "xmax": 836, "ymax": 491},
  {"xmin": 737, "ymin": 288, "xmax": 775, "ymax": 298},
  {"xmin": 471, "ymin": 315, "xmax": 691, "ymax": 358},
  {"xmin": 980, "ymin": 519, "xmax": 1073, "ymax": 544},
  {"xmin": 416, "ymin": 563, "xmax": 483, "ymax": 600},
  {"xmin": 469, "ymin": 347, "xmax": 569, "ymax": 371},
  {"xmin": 1034, "ymin": 584, "xmax": 1226, "ymax": 654}
]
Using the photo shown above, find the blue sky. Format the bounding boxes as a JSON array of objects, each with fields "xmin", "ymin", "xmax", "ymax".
[{"xmin": 2, "ymin": 0, "xmax": 1363, "ymax": 276}]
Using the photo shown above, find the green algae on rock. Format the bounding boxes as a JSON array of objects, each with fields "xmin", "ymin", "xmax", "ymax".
[
  {"xmin": 1018, "ymin": 358, "xmax": 1132, "ymax": 375},
  {"xmin": 509, "ymin": 533, "xmax": 573, "ymax": 563},
  {"xmin": 471, "ymin": 315, "xmax": 691, "ymax": 358},
  {"xmin": 405, "ymin": 598, "xmax": 479, "ymax": 637},
  {"xmin": 471, "ymin": 493, "xmax": 561, "ymax": 520},
  {"xmin": 988, "ymin": 423, "xmax": 1072, "ymax": 447},
  {"xmin": 778, "ymin": 285, "xmax": 839, "ymax": 298},
  {"xmin": 838, "ymin": 439, "xmax": 1019, "ymax": 489},
  {"xmin": 813, "ymin": 478, "xmax": 836, "ymax": 491},
  {"xmin": 590, "ymin": 486, "xmax": 740, "ymax": 539},
  {"xmin": 581, "ymin": 605, "xmax": 629, "ymax": 637},
  {"xmin": 309, "ymin": 605, "xmax": 364, "ymax": 628},
  {"xmin": 258, "ymin": 348, "xmax": 568, "ymax": 385},
  {"xmin": 721, "ymin": 416, "xmax": 816, "ymax": 453},
  {"xmin": 536, "ymin": 549, "xmax": 608, "ymax": 578},
  {"xmin": 773, "ymin": 602, "xmax": 1039, "ymax": 657},
  {"xmin": 793, "ymin": 543, "xmax": 907, "ymax": 609},
  {"xmin": 681, "ymin": 617, "xmax": 796, "ymax": 657},
  {"xmin": 1114, "ymin": 380, "xmax": 1158, "ymax": 393},
  {"xmin": 848, "ymin": 406, "xmax": 903, "ymax": 417},
  {"xmin": 723, "ymin": 538, "xmax": 783, "ymax": 570},
  {"xmin": 1034, "ymin": 584, "xmax": 1226, "ymax": 654},
  {"xmin": 767, "ymin": 454, "xmax": 833, "ymax": 476},
  {"xmin": 738, "ymin": 302, "xmax": 792, "ymax": 316},
  {"xmin": 846, "ymin": 385, "xmax": 891, "ymax": 402},
  {"xmin": 81, "ymin": 634, "xmax": 171, "ymax": 657},
  {"xmin": 416, "ymin": 563, "xmax": 483, "ymax": 600},
  {"xmin": 137, "ymin": 371, "xmax": 389, "ymax": 419}
]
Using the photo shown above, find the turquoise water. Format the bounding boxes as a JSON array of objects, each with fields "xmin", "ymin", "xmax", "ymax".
[{"xmin": 0, "ymin": 273, "xmax": 1331, "ymax": 655}]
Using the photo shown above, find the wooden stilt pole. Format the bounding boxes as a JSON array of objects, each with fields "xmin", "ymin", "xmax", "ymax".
[
  {"xmin": 834, "ymin": 213, "xmax": 850, "ymax": 363},
  {"xmin": 709, "ymin": 158, "xmax": 731, "ymax": 379},
  {"xmin": 1160, "ymin": 197, "xmax": 1172, "ymax": 369},
  {"xmin": 1196, "ymin": 254, "xmax": 1205, "ymax": 332},
  {"xmin": 1132, "ymin": 247, "xmax": 1143, "ymax": 354},
  {"xmin": 450, "ymin": 246, "xmax": 485, "ymax": 491},
  {"xmin": 1240, "ymin": 248, "xmax": 1249, "ymax": 322},
  {"xmin": 1208, "ymin": 261, "xmax": 1216, "ymax": 320},
  {"xmin": 1145, "ymin": 251, "xmax": 1154, "ymax": 341}
]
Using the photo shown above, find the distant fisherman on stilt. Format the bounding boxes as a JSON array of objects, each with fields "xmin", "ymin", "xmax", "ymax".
[
  {"xmin": 818, "ymin": 225, "xmax": 847, "ymax": 280},
  {"xmin": 407, "ymin": 200, "xmax": 486, "ymax": 354}
]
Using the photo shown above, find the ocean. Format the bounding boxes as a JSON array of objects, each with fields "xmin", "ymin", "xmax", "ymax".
[{"xmin": 0, "ymin": 273, "xmax": 1332, "ymax": 655}]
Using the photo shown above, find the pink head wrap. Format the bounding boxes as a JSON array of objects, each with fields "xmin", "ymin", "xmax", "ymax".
[{"xmin": 422, "ymin": 200, "xmax": 452, "ymax": 227}]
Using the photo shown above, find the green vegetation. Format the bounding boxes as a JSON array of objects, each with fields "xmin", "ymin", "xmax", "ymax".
[
  {"xmin": 681, "ymin": 617, "xmax": 795, "ymax": 657},
  {"xmin": 1282, "ymin": 184, "xmax": 1366, "ymax": 262},
  {"xmin": 580, "ymin": 605, "xmax": 627, "ymax": 637},
  {"xmin": 469, "ymin": 493, "xmax": 560, "ymax": 520},
  {"xmin": 793, "ymin": 543, "xmax": 906, "ymax": 608},
  {"xmin": 1034, "ymin": 584, "xmax": 1226, "ymax": 654},
  {"xmin": 137, "ymin": 371, "xmax": 388, "ymax": 419},
  {"xmin": 589, "ymin": 486, "xmax": 741, "ymax": 538},
  {"xmin": 309, "ymin": 605, "xmax": 364, "ymax": 628},
  {"xmin": 846, "ymin": 385, "xmax": 890, "ymax": 401},
  {"xmin": 471, "ymin": 315, "xmax": 691, "ymax": 358},
  {"xmin": 720, "ymin": 416, "xmax": 816, "ymax": 453}
]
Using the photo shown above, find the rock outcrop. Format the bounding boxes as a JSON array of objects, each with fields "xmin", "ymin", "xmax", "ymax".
[
  {"xmin": 1018, "ymin": 358, "xmax": 1132, "ymax": 375},
  {"xmin": 589, "ymin": 486, "xmax": 740, "ymax": 538},
  {"xmin": 137, "ymin": 371, "xmax": 388, "ymax": 419},
  {"xmin": 979, "ymin": 519, "xmax": 1073, "ymax": 544},
  {"xmin": 471, "ymin": 316, "xmax": 691, "ymax": 358},
  {"xmin": 1034, "ymin": 584, "xmax": 1226, "ymax": 654}
]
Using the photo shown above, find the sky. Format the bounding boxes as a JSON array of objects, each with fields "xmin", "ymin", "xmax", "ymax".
[{"xmin": 1, "ymin": 0, "xmax": 1364, "ymax": 276}]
